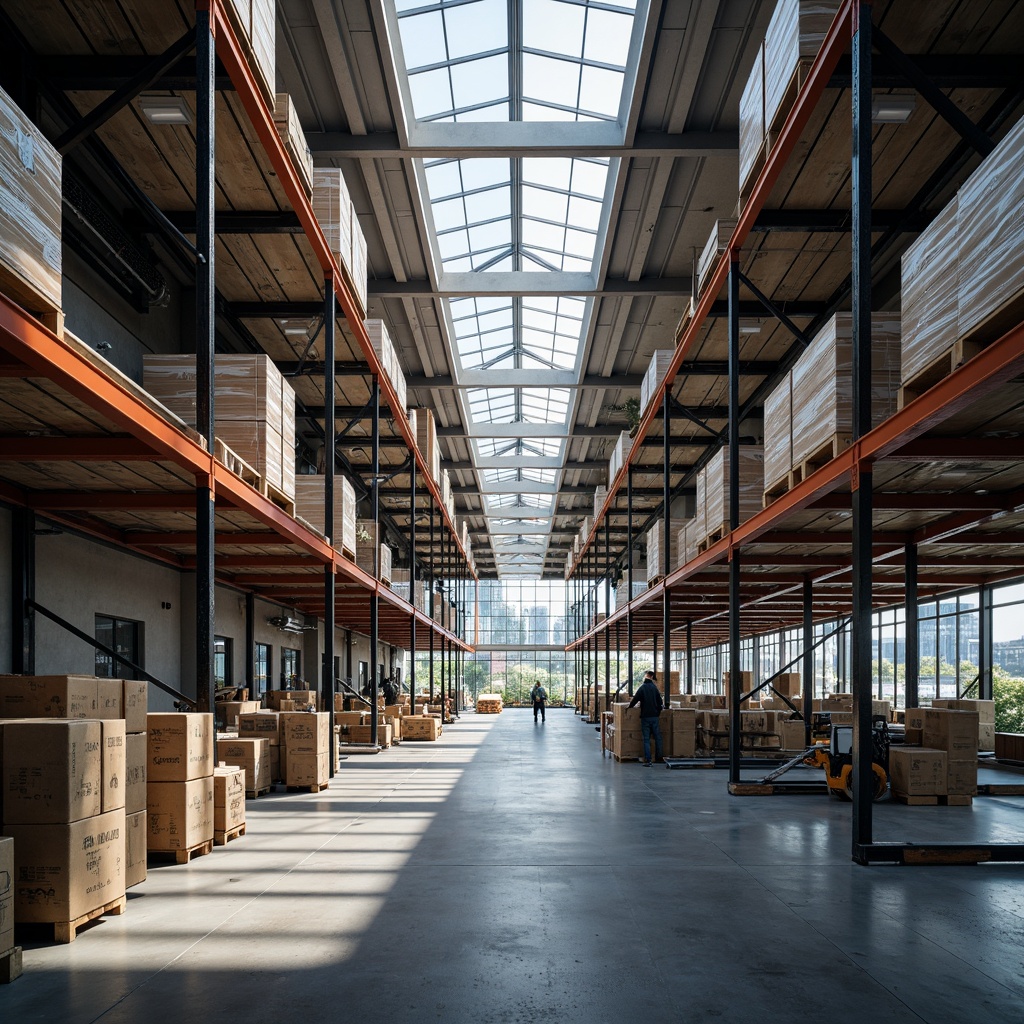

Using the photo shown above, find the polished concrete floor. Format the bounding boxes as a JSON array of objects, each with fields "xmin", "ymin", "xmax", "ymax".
[{"xmin": 4, "ymin": 710, "xmax": 1024, "ymax": 1023}]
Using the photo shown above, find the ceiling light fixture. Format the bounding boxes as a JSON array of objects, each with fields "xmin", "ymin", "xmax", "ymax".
[
  {"xmin": 739, "ymin": 318, "xmax": 763, "ymax": 335},
  {"xmin": 871, "ymin": 94, "xmax": 916, "ymax": 124},
  {"xmin": 138, "ymin": 95, "xmax": 193, "ymax": 125},
  {"xmin": 279, "ymin": 317, "xmax": 318, "ymax": 337}
]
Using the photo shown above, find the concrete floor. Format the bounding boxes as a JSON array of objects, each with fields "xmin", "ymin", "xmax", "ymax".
[{"xmin": 4, "ymin": 710, "xmax": 1024, "ymax": 1023}]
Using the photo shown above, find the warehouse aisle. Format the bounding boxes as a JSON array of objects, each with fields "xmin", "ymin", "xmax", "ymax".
[{"xmin": 4, "ymin": 711, "xmax": 1024, "ymax": 1023}]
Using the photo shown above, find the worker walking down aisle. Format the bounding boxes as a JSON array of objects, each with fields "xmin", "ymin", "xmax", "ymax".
[
  {"xmin": 531, "ymin": 681, "xmax": 547, "ymax": 722},
  {"xmin": 628, "ymin": 670, "xmax": 663, "ymax": 765}
]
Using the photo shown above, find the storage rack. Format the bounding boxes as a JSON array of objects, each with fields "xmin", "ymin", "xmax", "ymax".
[
  {"xmin": 0, "ymin": 0, "xmax": 475, "ymax": 755},
  {"xmin": 566, "ymin": 0, "xmax": 1024, "ymax": 863}
]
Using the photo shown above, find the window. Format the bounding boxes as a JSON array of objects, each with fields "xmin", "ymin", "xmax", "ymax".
[
  {"xmin": 358, "ymin": 660, "xmax": 369, "ymax": 690},
  {"xmin": 95, "ymin": 615, "xmax": 142, "ymax": 679},
  {"xmin": 214, "ymin": 636, "xmax": 233, "ymax": 688},
  {"xmin": 255, "ymin": 643, "xmax": 271, "ymax": 697},
  {"xmin": 281, "ymin": 648, "xmax": 301, "ymax": 686}
]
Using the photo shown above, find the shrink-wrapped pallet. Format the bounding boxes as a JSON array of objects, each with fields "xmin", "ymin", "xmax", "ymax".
[
  {"xmin": 791, "ymin": 313, "xmax": 900, "ymax": 467},
  {"xmin": 696, "ymin": 220, "xmax": 736, "ymax": 298},
  {"xmin": 640, "ymin": 350, "xmax": 675, "ymax": 414},
  {"xmin": 609, "ymin": 430, "xmax": 634, "ymax": 481},
  {"xmin": 312, "ymin": 168, "xmax": 353, "ymax": 283},
  {"xmin": 762, "ymin": 370, "xmax": 793, "ymax": 492},
  {"xmin": 365, "ymin": 319, "xmax": 407, "ymax": 416},
  {"xmin": 646, "ymin": 521, "xmax": 680, "ymax": 582},
  {"xmin": 0, "ymin": 84, "xmax": 62, "ymax": 316},
  {"xmin": 273, "ymin": 94, "xmax": 314, "ymax": 196},
  {"xmin": 901, "ymin": 197, "xmax": 958, "ymax": 386},
  {"xmin": 703, "ymin": 446, "xmax": 764, "ymax": 538},
  {"xmin": 293, "ymin": 474, "xmax": 357, "ymax": 555},
  {"xmin": 764, "ymin": 0, "xmax": 842, "ymax": 135},
  {"xmin": 739, "ymin": 44, "xmax": 766, "ymax": 198},
  {"xmin": 350, "ymin": 218, "xmax": 369, "ymax": 318},
  {"xmin": 225, "ymin": 0, "xmax": 276, "ymax": 106},
  {"xmin": 957, "ymin": 115, "xmax": 1024, "ymax": 347},
  {"xmin": 412, "ymin": 407, "xmax": 440, "ymax": 484},
  {"xmin": 593, "ymin": 485, "xmax": 608, "ymax": 521}
]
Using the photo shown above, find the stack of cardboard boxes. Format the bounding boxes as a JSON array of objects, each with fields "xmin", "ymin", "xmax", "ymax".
[
  {"xmin": 213, "ymin": 765, "xmax": 247, "ymax": 845},
  {"xmin": 281, "ymin": 712, "xmax": 330, "ymax": 788},
  {"xmin": 238, "ymin": 711, "xmax": 283, "ymax": 783},
  {"xmin": 892, "ymin": 705, "xmax": 981, "ymax": 805},
  {"xmin": 146, "ymin": 714, "xmax": 215, "ymax": 858},
  {"xmin": 216, "ymin": 735, "xmax": 272, "ymax": 797}
]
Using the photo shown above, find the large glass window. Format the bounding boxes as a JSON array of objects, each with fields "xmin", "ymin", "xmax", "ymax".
[
  {"xmin": 281, "ymin": 648, "xmax": 301, "ymax": 686},
  {"xmin": 255, "ymin": 643, "xmax": 271, "ymax": 697},
  {"xmin": 95, "ymin": 614, "xmax": 142, "ymax": 679},
  {"xmin": 214, "ymin": 636, "xmax": 232, "ymax": 688}
]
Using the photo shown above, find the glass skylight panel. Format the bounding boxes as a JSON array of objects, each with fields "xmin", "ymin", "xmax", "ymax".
[
  {"xmin": 468, "ymin": 388, "xmax": 516, "ymax": 423},
  {"xmin": 521, "ymin": 387, "xmax": 570, "ymax": 424},
  {"xmin": 487, "ymin": 493, "xmax": 553, "ymax": 511}
]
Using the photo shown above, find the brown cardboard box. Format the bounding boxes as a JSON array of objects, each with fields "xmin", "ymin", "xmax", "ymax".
[
  {"xmin": 4, "ymin": 809, "xmax": 125, "ymax": 923},
  {"xmin": 0, "ymin": 675, "xmax": 97, "ymax": 719},
  {"xmin": 125, "ymin": 809, "xmax": 147, "ymax": 889},
  {"xmin": 238, "ymin": 711, "xmax": 281, "ymax": 745},
  {"xmin": 923, "ymin": 709, "xmax": 980, "ymax": 758},
  {"xmin": 281, "ymin": 711, "xmax": 330, "ymax": 754},
  {"xmin": 122, "ymin": 680, "xmax": 148, "ymax": 734},
  {"xmin": 946, "ymin": 760, "xmax": 978, "ymax": 797},
  {"xmin": 147, "ymin": 777, "xmax": 214, "ymax": 852},
  {"xmin": 979, "ymin": 722, "xmax": 996, "ymax": 751},
  {"xmin": 286, "ymin": 752, "xmax": 329, "ymax": 788},
  {"xmin": 278, "ymin": 700, "xmax": 297, "ymax": 712},
  {"xmin": 267, "ymin": 690, "xmax": 316, "ymax": 710},
  {"xmin": 779, "ymin": 719, "xmax": 807, "ymax": 751},
  {"xmin": 101, "ymin": 720, "xmax": 126, "ymax": 813},
  {"xmin": 889, "ymin": 748, "xmax": 947, "ymax": 796},
  {"xmin": 3, "ymin": 719, "xmax": 102, "ymax": 824},
  {"xmin": 0, "ymin": 834, "xmax": 13, "ymax": 953},
  {"xmin": 269, "ymin": 745, "xmax": 282, "ymax": 783},
  {"xmin": 218, "ymin": 700, "xmax": 260, "ymax": 729},
  {"xmin": 125, "ymin": 732, "xmax": 148, "ymax": 815},
  {"xmin": 402, "ymin": 716, "xmax": 441, "ymax": 741},
  {"xmin": 335, "ymin": 711, "xmax": 364, "ymax": 729},
  {"xmin": 932, "ymin": 699, "xmax": 995, "ymax": 722},
  {"xmin": 147, "ymin": 713, "xmax": 214, "ymax": 782},
  {"xmin": 96, "ymin": 679, "xmax": 122, "ymax": 720},
  {"xmin": 905, "ymin": 708, "xmax": 927, "ymax": 745},
  {"xmin": 216, "ymin": 737, "xmax": 271, "ymax": 794},
  {"xmin": 213, "ymin": 766, "xmax": 246, "ymax": 833}
]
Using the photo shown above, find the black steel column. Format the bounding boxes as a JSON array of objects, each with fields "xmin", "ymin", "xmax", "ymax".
[
  {"xmin": 11, "ymin": 507, "xmax": 35, "ymax": 674},
  {"xmin": 245, "ymin": 591, "xmax": 255, "ymax": 696},
  {"xmin": 626, "ymin": 464, "xmax": 634, "ymax": 695},
  {"xmin": 662, "ymin": 386, "xmax": 672, "ymax": 708},
  {"xmin": 803, "ymin": 577, "xmax": 813, "ymax": 747},
  {"xmin": 904, "ymin": 543, "xmax": 918, "ymax": 710},
  {"xmin": 409, "ymin": 468, "xmax": 417, "ymax": 707},
  {"xmin": 604, "ymin": 516, "xmax": 611, "ymax": 709},
  {"xmin": 727, "ymin": 250, "xmax": 742, "ymax": 783},
  {"xmin": 194, "ymin": 10, "xmax": 216, "ymax": 714},
  {"xmin": 978, "ymin": 584, "xmax": 993, "ymax": 701},
  {"xmin": 323, "ymin": 276, "xmax": 336, "ymax": 772},
  {"xmin": 686, "ymin": 620, "xmax": 693, "ymax": 694},
  {"xmin": 615, "ymin": 620, "xmax": 621, "ymax": 693},
  {"xmin": 428, "ymin": 505, "xmax": 435, "ymax": 705},
  {"xmin": 369, "ymin": 375, "xmax": 380, "ymax": 747},
  {"xmin": 440, "ymin": 525, "xmax": 446, "ymax": 719},
  {"xmin": 850, "ymin": 0, "xmax": 874, "ymax": 855}
]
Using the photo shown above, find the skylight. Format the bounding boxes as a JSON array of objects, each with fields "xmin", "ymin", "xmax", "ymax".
[{"xmin": 475, "ymin": 437, "xmax": 564, "ymax": 458}]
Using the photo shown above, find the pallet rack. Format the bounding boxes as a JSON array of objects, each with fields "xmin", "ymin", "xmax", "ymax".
[
  {"xmin": 0, "ymin": 0, "xmax": 474, "ymax": 756},
  {"xmin": 566, "ymin": 0, "xmax": 1024, "ymax": 863}
]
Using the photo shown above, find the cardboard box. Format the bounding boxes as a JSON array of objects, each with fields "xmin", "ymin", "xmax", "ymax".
[
  {"xmin": 946, "ymin": 760, "xmax": 978, "ymax": 797},
  {"xmin": 0, "ymin": 834, "xmax": 13, "ymax": 953},
  {"xmin": 402, "ymin": 716, "xmax": 441, "ymax": 741},
  {"xmin": 294, "ymin": 474, "xmax": 357, "ymax": 555},
  {"xmin": 269, "ymin": 745, "xmax": 281, "ymax": 783},
  {"xmin": 286, "ymin": 752, "xmax": 329, "ymax": 788},
  {"xmin": 125, "ymin": 809, "xmax": 147, "ymax": 889},
  {"xmin": 904, "ymin": 707, "xmax": 926, "ymax": 745},
  {"xmin": 147, "ymin": 713, "xmax": 214, "ymax": 782},
  {"xmin": 4, "ymin": 809, "xmax": 125, "ymax": 923},
  {"xmin": 889, "ymin": 747, "xmax": 946, "ymax": 796},
  {"xmin": 923, "ymin": 709, "xmax": 980, "ymax": 758},
  {"xmin": 218, "ymin": 700, "xmax": 260, "ymax": 729},
  {"xmin": 267, "ymin": 689, "xmax": 316, "ymax": 710},
  {"xmin": 2, "ymin": 719, "xmax": 102, "ymax": 824},
  {"xmin": 101, "ymin": 720, "xmax": 126, "ymax": 813},
  {"xmin": 238, "ymin": 711, "xmax": 281, "ymax": 746},
  {"xmin": 214, "ymin": 766, "xmax": 246, "ymax": 833},
  {"xmin": 147, "ymin": 777, "xmax": 214, "ymax": 852},
  {"xmin": 122, "ymin": 680, "xmax": 148, "ymax": 734},
  {"xmin": 216, "ymin": 737, "xmax": 271, "ymax": 794},
  {"xmin": 281, "ymin": 711, "xmax": 330, "ymax": 754},
  {"xmin": 779, "ymin": 719, "xmax": 807, "ymax": 750},
  {"xmin": 979, "ymin": 722, "xmax": 996, "ymax": 752},
  {"xmin": 96, "ymin": 678, "xmax": 123, "ymax": 720},
  {"xmin": 0, "ymin": 675, "xmax": 97, "ymax": 719},
  {"xmin": 125, "ymin": 732, "xmax": 147, "ymax": 815}
]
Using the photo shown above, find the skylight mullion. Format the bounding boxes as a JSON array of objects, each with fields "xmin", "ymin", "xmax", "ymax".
[
  {"xmin": 520, "ymin": 45, "xmax": 627, "ymax": 75},
  {"xmin": 521, "ymin": 211, "xmax": 599, "ymax": 235},
  {"xmin": 397, "ymin": 0, "xmax": 494, "ymax": 21},
  {"xmin": 406, "ymin": 45, "xmax": 509, "ymax": 75}
]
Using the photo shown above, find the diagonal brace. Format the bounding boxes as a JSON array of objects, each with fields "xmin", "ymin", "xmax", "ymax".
[{"xmin": 737, "ymin": 270, "xmax": 811, "ymax": 348}]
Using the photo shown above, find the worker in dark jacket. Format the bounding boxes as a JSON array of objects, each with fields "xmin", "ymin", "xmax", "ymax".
[{"xmin": 628, "ymin": 670, "xmax": 664, "ymax": 766}]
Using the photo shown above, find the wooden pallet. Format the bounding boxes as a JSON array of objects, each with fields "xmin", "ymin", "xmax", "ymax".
[
  {"xmin": 262, "ymin": 479, "xmax": 296, "ymax": 517},
  {"xmin": 612, "ymin": 752, "xmax": 643, "ymax": 763},
  {"xmin": 0, "ymin": 945, "xmax": 24, "ymax": 983},
  {"xmin": 245, "ymin": 784, "xmax": 273, "ymax": 799},
  {"xmin": 215, "ymin": 438, "xmax": 261, "ymax": 489},
  {"xmin": 696, "ymin": 522, "xmax": 729, "ymax": 554},
  {"xmin": 214, "ymin": 822, "xmax": 247, "ymax": 846},
  {"xmin": 792, "ymin": 435, "xmax": 850, "ymax": 485},
  {"xmin": 939, "ymin": 794, "xmax": 974, "ymax": 806},
  {"xmin": 151, "ymin": 839, "xmax": 215, "ymax": 864},
  {"xmin": 286, "ymin": 781, "xmax": 329, "ymax": 793},
  {"xmin": 892, "ymin": 792, "xmax": 939, "ymax": 806},
  {"xmin": 898, "ymin": 339, "xmax": 984, "ymax": 409},
  {"xmin": 53, "ymin": 895, "xmax": 126, "ymax": 944},
  {"xmin": 762, "ymin": 474, "xmax": 791, "ymax": 508},
  {"xmin": 0, "ymin": 266, "xmax": 64, "ymax": 339},
  {"xmin": 767, "ymin": 60, "xmax": 813, "ymax": 137}
]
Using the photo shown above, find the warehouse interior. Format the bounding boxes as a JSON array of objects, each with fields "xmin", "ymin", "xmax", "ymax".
[{"xmin": 2, "ymin": 0, "xmax": 1024, "ymax": 1018}]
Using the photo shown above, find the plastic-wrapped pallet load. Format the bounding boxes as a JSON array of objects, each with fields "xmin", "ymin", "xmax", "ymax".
[
  {"xmin": 738, "ymin": 44, "xmax": 766, "ymax": 200},
  {"xmin": 593, "ymin": 485, "xmax": 607, "ymax": 520},
  {"xmin": 791, "ymin": 313, "xmax": 900, "ymax": 468},
  {"xmin": 412, "ymin": 408, "xmax": 440, "ymax": 484},
  {"xmin": 364, "ymin": 319, "xmax": 408, "ymax": 416},
  {"xmin": 312, "ymin": 168, "xmax": 353, "ymax": 285},
  {"xmin": 0, "ymin": 84, "xmax": 62, "ymax": 320},
  {"xmin": 646, "ymin": 521, "xmax": 679, "ymax": 583},
  {"xmin": 272, "ymin": 94, "xmax": 314, "ymax": 196},
  {"xmin": 764, "ymin": 0, "xmax": 842, "ymax": 136},
  {"xmin": 762, "ymin": 369, "xmax": 793, "ymax": 496},
  {"xmin": 225, "ymin": 0, "xmax": 276, "ymax": 105},
  {"xmin": 702, "ymin": 446, "xmax": 764, "ymax": 541},
  {"xmin": 609, "ymin": 430, "xmax": 633, "ymax": 482},
  {"xmin": 640, "ymin": 351, "xmax": 674, "ymax": 414},
  {"xmin": 293, "ymin": 474, "xmax": 357, "ymax": 556}
]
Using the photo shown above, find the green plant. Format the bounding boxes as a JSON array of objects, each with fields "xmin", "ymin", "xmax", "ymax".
[{"xmin": 612, "ymin": 396, "xmax": 642, "ymax": 431}]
